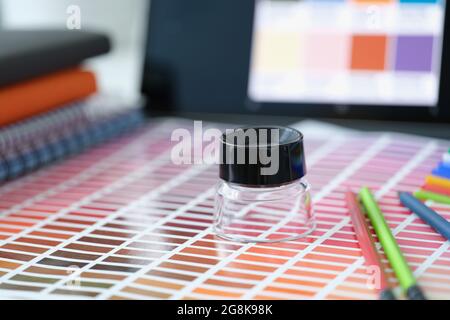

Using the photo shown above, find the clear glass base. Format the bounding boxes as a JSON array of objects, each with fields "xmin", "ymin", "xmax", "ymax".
[{"xmin": 213, "ymin": 179, "xmax": 314, "ymax": 243}]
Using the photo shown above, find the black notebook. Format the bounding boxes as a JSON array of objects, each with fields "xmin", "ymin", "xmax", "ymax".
[{"xmin": 0, "ymin": 29, "xmax": 111, "ymax": 87}]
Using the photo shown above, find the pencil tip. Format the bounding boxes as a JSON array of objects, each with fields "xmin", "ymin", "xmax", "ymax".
[{"xmin": 407, "ymin": 285, "xmax": 427, "ymax": 300}]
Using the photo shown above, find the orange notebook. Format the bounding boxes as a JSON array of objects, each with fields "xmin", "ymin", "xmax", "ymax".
[{"xmin": 0, "ymin": 68, "xmax": 96, "ymax": 126}]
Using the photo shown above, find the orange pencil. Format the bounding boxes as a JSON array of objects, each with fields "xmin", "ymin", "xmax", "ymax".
[{"xmin": 425, "ymin": 175, "xmax": 450, "ymax": 190}]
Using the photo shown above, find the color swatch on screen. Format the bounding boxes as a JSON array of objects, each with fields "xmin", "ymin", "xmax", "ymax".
[
  {"xmin": 305, "ymin": 33, "xmax": 348, "ymax": 70},
  {"xmin": 249, "ymin": 0, "xmax": 445, "ymax": 106},
  {"xmin": 350, "ymin": 35, "xmax": 388, "ymax": 71},
  {"xmin": 395, "ymin": 36, "xmax": 435, "ymax": 72}
]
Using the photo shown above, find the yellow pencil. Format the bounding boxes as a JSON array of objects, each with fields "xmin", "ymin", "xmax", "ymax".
[{"xmin": 425, "ymin": 175, "xmax": 450, "ymax": 190}]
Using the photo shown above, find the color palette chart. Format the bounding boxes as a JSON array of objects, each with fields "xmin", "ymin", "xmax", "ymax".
[
  {"xmin": 0, "ymin": 119, "xmax": 449, "ymax": 299},
  {"xmin": 248, "ymin": 0, "xmax": 445, "ymax": 106}
]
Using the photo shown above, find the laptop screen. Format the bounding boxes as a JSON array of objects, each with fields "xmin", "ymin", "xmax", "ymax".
[{"xmin": 248, "ymin": 0, "xmax": 446, "ymax": 107}]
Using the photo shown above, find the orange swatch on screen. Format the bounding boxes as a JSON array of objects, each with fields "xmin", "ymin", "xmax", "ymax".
[
  {"xmin": 350, "ymin": 35, "xmax": 387, "ymax": 71},
  {"xmin": 0, "ymin": 68, "xmax": 96, "ymax": 127}
]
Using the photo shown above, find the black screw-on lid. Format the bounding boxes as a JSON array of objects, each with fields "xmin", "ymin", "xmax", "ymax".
[{"xmin": 219, "ymin": 126, "xmax": 306, "ymax": 187}]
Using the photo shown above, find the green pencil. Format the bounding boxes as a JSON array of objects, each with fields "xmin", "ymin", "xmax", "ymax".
[
  {"xmin": 359, "ymin": 187, "xmax": 426, "ymax": 300},
  {"xmin": 414, "ymin": 190, "xmax": 450, "ymax": 205}
]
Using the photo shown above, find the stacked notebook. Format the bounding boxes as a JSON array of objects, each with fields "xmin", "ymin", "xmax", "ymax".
[{"xmin": 0, "ymin": 30, "xmax": 145, "ymax": 182}]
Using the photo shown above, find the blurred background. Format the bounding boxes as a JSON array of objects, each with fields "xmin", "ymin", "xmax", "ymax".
[
  {"xmin": 0, "ymin": 0, "xmax": 149, "ymax": 100},
  {"xmin": 1, "ymin": 0, "xmax": 449, "ymax": 129}
]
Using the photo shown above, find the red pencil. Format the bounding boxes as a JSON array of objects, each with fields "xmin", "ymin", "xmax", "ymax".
[
  {"xmin": 422, "ymin": 183, "xmax": 450, "ymax": 197},
  {"xmin": 345, "ymin": 190, "xmax": 396, "ymax": 300}
]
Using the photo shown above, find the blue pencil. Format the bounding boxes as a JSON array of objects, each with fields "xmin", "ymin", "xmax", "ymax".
[
  {"xmin": 432, "ymin": 165, "xmax": 450, "ymax": 180},
  {"xmin": 399, "ymin": 192, "xmax": 450, "ymax": 241}
]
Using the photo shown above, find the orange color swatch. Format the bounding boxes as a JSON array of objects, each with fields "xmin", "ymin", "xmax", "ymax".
[
  {"xmin": 350, "ymin": 35, "xmax": 387, "ymax": 71},
  {"xmin": 0, "ymin": 68, "xmax": 96, "ymax": 127}
]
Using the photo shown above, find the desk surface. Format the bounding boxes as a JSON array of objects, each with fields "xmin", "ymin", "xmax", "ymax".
[{"xmin": 0, "ymin": 118, "xmax": 448, "ymax": 299}]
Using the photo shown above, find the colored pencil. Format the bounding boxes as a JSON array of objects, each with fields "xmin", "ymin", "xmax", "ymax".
[
  {"xmin": 432, "ymin": 166, "xmax": 450, "ymax": 180},
  {"xmin": 414, "ymin": 190, "xmax": 450, "ymax": 205},
  {"xmin": 422, "ymin": 184, "xmax": 450, "ymax": 197},
  {"xmin": 346, "ymin": 191, "xmax": 396, "ymax": 300},
  {"xmin": 425, "ymin": 175, "xmax": 450, "ymax": 190},
  {"xmin": 359, "ymin": 187, "xmax": 426, "ymax": 300},
  {"xmin": 399, "ymin": 192, "xmax": 450, "ymax": 240}
]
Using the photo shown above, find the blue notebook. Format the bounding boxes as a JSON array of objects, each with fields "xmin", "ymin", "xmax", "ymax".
[{"xmin": 0, "ymin": 95, "xmax": 145, "ymax": 182}]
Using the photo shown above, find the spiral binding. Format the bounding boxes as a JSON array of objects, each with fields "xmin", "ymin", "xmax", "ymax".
[{"xmin": 0, "ymin": 95, "xmax": 145, "ymax": 182}]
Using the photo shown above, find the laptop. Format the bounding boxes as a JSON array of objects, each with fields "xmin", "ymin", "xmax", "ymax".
[{"xmin": 142, "ymin": 0, "xmax": 450, "ymax": 123}]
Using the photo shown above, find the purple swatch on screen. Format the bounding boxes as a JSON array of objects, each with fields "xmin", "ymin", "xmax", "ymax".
[{"xmin": 395, "ymin": 36, "xmax": 434, "ymax": 72}]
